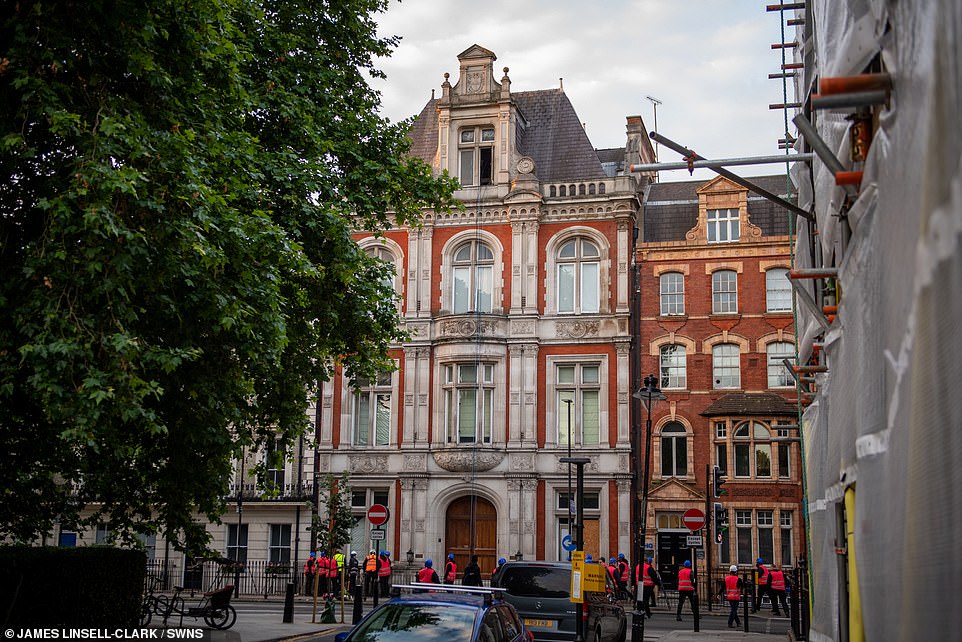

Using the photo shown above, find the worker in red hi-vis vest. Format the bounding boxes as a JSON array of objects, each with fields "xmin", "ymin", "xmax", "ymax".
[
  {"xmin": 378, "ymin": 551, "xmax": 392, "ymax": 597},
  {"xmin": 725, "ymin": 565, "xmax": 744, "ymax": 628},
  {"xmin": 753, "ymin": 557, "xmax": 772, "ymax": 612},
  {"xmin": 616, "ymin": 553, "xmax": 630, "ymax": 597},
  {"xmin": 444, "ymin": 553, "xmax": 457, "ymax": 585},
  {"xmin": 769, "ymin": 563, "xmax": 790, "ymax": 617},
  {"xmin": 675, "ymin": 560, "xmax": 697, "ymax": 621},
  {"xmin": 635, "ymin": 557, "xmax": 660, "ymax": 618},
  {"xmin": 415, "ymin": 559, "xmax": 440, "ymax": 592}
]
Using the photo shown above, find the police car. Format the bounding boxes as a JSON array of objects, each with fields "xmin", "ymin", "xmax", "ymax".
[{"xmin": 334, "ymin": 584, "xmax": 534, "ymax": 642}]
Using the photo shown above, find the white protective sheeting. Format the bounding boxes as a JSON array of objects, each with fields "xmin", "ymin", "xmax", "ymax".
[{"xmin": 793, "ymin": 1, "xmax": 962, "ymax": 639}]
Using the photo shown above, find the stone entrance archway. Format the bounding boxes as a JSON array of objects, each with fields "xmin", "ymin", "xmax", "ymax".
[{"xmin": 445, "ymin": 495, "xmax": 497, "ymax": 581}]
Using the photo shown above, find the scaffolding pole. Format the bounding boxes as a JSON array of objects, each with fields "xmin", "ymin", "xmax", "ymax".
[
  {"xmin": 630, "ymin": 153, "xmax": 812, "ymax": 173},
  {"xmin": 646, "ymin": 131, "xmax": 814, "ymax": 221}
]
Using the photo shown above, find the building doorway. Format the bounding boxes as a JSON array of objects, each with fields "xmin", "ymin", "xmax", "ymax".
[
  {"xmin": 657, "ymin": 530, "xmax": 692, "ymax": 590},
  {"xmin": 445, "ymin": 495, "xmax": 497, "ymax": 580}
]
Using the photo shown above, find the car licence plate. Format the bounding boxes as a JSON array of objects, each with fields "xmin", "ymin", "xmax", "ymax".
[{"xmin": 524, "ymin": 619, "xmax": 556, "ymax": 629}]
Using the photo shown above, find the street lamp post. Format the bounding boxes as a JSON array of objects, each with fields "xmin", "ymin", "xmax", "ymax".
[
  {"xmin": 631, "ymin": 374, "xmax": 666, "ymax": 642},
  {"xmin": 563, "ymin": 397, "xmax": 574, "ymax": 548}
]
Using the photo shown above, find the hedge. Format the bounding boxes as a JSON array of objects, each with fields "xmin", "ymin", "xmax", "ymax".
[{"xmin": 0, "ymin": 546, "xmax": 145, "ymax": 627}]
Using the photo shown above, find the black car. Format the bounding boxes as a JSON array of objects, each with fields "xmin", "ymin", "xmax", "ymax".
[
  {"xmin": 492, "ymin": 561, "xmax": 626, "ymax": 642},
  {"xmin": 334, "ymin": 584, "xmax": 534, "ymax": 642}
]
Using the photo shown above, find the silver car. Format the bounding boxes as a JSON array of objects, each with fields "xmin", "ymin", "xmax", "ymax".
[{"xmin": 492, "ymin": 561, "xmax": 626, "ymax": 642}]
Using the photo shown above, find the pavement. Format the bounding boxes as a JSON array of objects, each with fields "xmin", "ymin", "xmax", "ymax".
[{"xmin": 191, "ymin": 595, "xmax": 791, "ymax": 642}]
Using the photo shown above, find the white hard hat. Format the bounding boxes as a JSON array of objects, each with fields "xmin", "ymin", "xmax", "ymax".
[
  {"xmin": 730, "ymin": 565, "xmax": 738, "ymax": 572},
  {"xmin": 351, "ymin": 551, "xmax": 357, "ymax": 555}
]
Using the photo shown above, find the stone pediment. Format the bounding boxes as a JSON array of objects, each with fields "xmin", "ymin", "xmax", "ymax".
[
  {"xmin": 648, "ymin": 477, "xmax": 704, "ymax": 501},
  {"xmin": 450, "ymin": 44, "xmax": 501, "ymax": 101},
  {"xmin": 696, "ymin": 176, "xmax": 744, "ymax": 196}
]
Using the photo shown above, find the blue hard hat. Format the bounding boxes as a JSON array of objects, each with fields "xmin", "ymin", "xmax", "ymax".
[
  {"xmin": 448, "ymin": 553, "xmax": 454, "ymax": 559},
  {"xmin": 498, "ymin": 558, "xmax": 506, "ymax": 565},
  {"xmin": 609, "ymin": 558, "xmax": 617, "ymax": 564},
  {"xmin": 647, "ymin": 557, "xmax": 652, "ymax": 564},
  {"xmin": 310, "ymin": 552, "xmax": 316, "ymax": 557},
  {"xmin": 757, "ymin": 558, "xmax": 764, "ymax": 564},
  {"xmin": 425, "ymin": 559, "xmax": 433, "ymax": 567},
  {"xmin": 684, "ymin": 560, "xmax": 691, "ymax": 567},
  {"xmin": 585, "ymin": 554, "xmax": 592, "ymax": 562},
  {"xmin": 618, "ymin": 553, "xmax": 626, "ymax": 559}
]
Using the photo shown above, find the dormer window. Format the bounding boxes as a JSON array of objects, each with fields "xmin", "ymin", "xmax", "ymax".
[
  {"xmin": 459, "ymin": 126, "xmax": 495, "ymax": 187},
  {"xmin": 707, "ymin": 208, "xmax": 740, "ymax": 243}
]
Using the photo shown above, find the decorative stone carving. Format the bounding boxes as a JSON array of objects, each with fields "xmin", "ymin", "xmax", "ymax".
[
  {"xmin": 524, "ymin": 392, "xmax": 535, "ymax": 406},
  {"xmin": 401, "ymin": 519, "xmax": 410, "ymax": 531},
  {"xmin": 506, "ymin": 479, "xmax": 522, "ymax": 491},
  {"xmin": 433, "ymin": 447, "xmax": 506, "ymax": 472},
  {"xmin": 415, "ymin": 520, "xmax": 424, "ymax": 531},
  {"xmin": 509, "ymin": 521, "xmax": 519, "ymax": 534},
  {"xmin": 517, "ymin": 156, "xmax": 535, "ymax": 174},
  {"xmin": 555, "ymin": 456, "xmax": 599, "ymax": 473},
  {"xmin": 350, "ymin": 454, "xmax": 388, "ymax": 474},
  {"xmin": 418, "ymin": 394, "xmax": 428, "ymax": 406},
  {"xmin": 556, "ymin": 320, "xmax": 599, "ymax": 339},
  {"xmin": 407, "ymin": 324, "xmax": 428, "ymax": 337},
  {"xmin": 521, "ymin": 479, "xmax": 538, "ymax": 491},
  {"xmin": 403, "ymin": 454, "xmax": 427, "ymax": 472},
  {"xmin": 405, "ymin": 393, "xmax": 414, "ymax": 406},
  {"xmin": 440, "ymin": 319, "xmax": 497, "ymax": 337},
  {"xmin": 510, "ymin": 392, "xmax": 520, "ymax": 405},
  {"xmin": 511, "ymin": 453, "xmax": 535, "ymax": 471},
  {"xmin": 512, "ymin": 321, "xmax": 534, "ymax": 334}
]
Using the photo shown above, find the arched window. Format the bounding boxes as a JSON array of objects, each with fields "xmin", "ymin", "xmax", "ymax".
[
  {"xmin": 712, "ymin": 270, "xmax": 738, "ymax": 314},
  {"xmin": 598, "ymin": 183, "xmax": 606, "ymax": 194},
  {"xmin": 588, "ymin": 184, "xmax": 596, "ymax": 195},
  {"xmin": 568, "ymin": 184, "xmax": 576, "ymax": 196},
  {"xmin": 660, "ymin": 344, "xmax": 686, "ymax": 389},
  {"xmin": 452, "ymin": 240, "xmax": 494, "ymax": 313},
  {"xmin": 767, "ymin": 342, "xmax": 796, "ymax": 388},
  {"xmin": 712, "ymin": 343, "xmax": 741, "ymax": 389},
  {"xmin": 557, "ymin": 238, "xmax": 600, "ymax": 314},
  {"xmin": 661, "ymin": 422, "xmax": 688, "ymax": 477},
  {"xmin": 733, "ymin": 422, "xmax": 772, "ymax": 478},
  {"xmin": 578, "ymin": 184, "xmax": 586, "ymax": 195},
  {"xmin": 766, "ymin": 268, "xmax": 792, "ymax": 312},
  {"xmin": 659, "ymin": 272, "xmax": 685, "ymax": 315},
  {"xmin": 366, "ymin": 246, "xmax": 398, "ymax": 295},
  {"xmin": 559, "ymin": 185, "xmax": 567, "ymax": 197},
  {"xmin": 550, "ymin": 185, "xmax": 557, "ymax": 197}
]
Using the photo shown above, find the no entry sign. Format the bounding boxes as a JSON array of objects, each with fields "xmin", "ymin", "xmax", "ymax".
[
  {"xmin": 367, "ymin": 504, "xmax": 390, "ymax": 526},
  {"xmin": 682, "ymin": 508, "xmax": 705, "ymax": 532}
]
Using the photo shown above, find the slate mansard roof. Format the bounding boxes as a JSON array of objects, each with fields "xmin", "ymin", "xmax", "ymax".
[
  {"xmin": 643, "ymin": 174, "xmax": 794, "ymax": 242},
  {"xmin": 407, "ymin": 90, "xmax": 607, "ymax": 183},
  {"xmin": 701, "ymin": 392, "xmax": 798, "ymax": 417}
]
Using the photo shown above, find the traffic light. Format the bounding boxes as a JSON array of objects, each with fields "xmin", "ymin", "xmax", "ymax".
[
  {"xmin": 712, "ymin": 465, "xmax": 727, "ymax": 498},
  {"xmin": 713, "ymin": 502, "xmax": 729, "ymax": 541}
]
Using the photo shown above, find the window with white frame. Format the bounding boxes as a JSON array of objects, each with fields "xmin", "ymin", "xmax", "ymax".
[
  {"xmin": 556, "ymin": 491, "xmax": 600, "ymax": 560},
  {"xmin": 95, "ymin": 524, "xmax": 112, "ymax": 545},
  {"xmin": 736, "ymin": 510, "xmax": 753, "ymax": 564},
  {"xmin": 227, "ymin": 523, "xmax": 248, "ymax": 564},
  {"xmin": 758, "ymin": 510, "xmax": 775, "ymax": 564},
  {"xmin": 659, "ymin": 272, "xmax": 684, "ymax": 315},
  {"xmin": 366, "ymin": 246, "xmax": 400, "ymax": 303},
  {"xmin": 712, "ymin": 343, "xmax": 741, "ymax": 389},
  {"xmin": 557, "ymin": 238, "xmax": 600, "ymax": 314},
  {"xmin": 712, "ymin": 270, "xmax": 738, "ymax": 313},
  {"xmin": 660, "ymin": 422, "xmax": 688, "ymax": 477},
  {"xmin": 780, "ymin": 512, "xmax": 793, "ymax": 566},
  {"xmin": 733, "ymin": 422, "xmax": 773, "ymax": 479},
  {"xmin": 444, "ymin": 363, "xmax": 494, "ymax": 444},
  {"xmin": 557, "ymin": 363, "xmax": 601, "ymax": 446},
  {"xmin": 268, "ymin": 524, "xmax": 291, "ymax": 564},
  {"xmin": 707, "ymin": 208, "xmax": 740, "ymax": 243},
  {"xmin": 350, "ymin": 489, "xmax": 390, "ymax": 553},
  {"xmin": 767, "ymin": 342, "xmax": 796, "ymax": 388},
  {"xmin": 766, "ymin": 268, "xmax": 792, "ymax": 312},
  {"xmin": 459, "ymin": 126, "xmax": 495, "ymax": 187},
  {"xmin": 659, "ymin": 344, "xmax": 687, "ymax": 389},
  {"xmin": 353, "ymin": 371, "xmax": 392, "ymax": 446},
  {"xmin": 452, "ymin": 240, "xmax": 494, "ymax": 313}
]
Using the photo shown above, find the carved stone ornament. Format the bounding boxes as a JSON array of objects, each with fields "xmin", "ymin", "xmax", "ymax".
[
  {"xmin": 511, "ymin": 453, "xmax": 535, "ymax": 471},
  {"xmin": 517, "ymin": 156, "xmax": 535, "ymax": 175},
  {"xmin": 349, "ymin": 454, "xmax": 388, "ymax": 474},
  {"xmin": 556, "ymin": 320, "xmax": 599, "ymax": 339},
  {"xmin": 441, "ymin": 319, "xmax": 497, "ymax": 337},
  {"xmin": 433, "ymin": 447, "xmax": 506, "ymax": 472}
]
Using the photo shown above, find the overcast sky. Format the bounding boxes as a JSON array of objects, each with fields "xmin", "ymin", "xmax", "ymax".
[{"xmin": 371, "ymin": 0, "xmax": 797, "ymax": 182}]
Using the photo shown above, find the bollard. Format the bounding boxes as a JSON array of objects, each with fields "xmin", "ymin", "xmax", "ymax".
[
  {"xmin": 743, "ymin": 572, "xmax": 750, "ymax": 632},
  {"xmin": 352, "ymin": 583, "xmax": 364, "ymax": 624},
  {"xmin": 283, "ymin": 582, "xmax": 295, "ymax": 623}
]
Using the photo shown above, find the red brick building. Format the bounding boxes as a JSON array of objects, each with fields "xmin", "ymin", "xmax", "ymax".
[{"xmin": 637, "ymin": 175, "xmax": 804, "ymax": 587}]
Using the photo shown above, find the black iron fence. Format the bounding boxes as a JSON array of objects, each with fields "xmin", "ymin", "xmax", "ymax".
[{"xmin": 144, "ymin": 559, "xmax": 424, "ymax": 599}]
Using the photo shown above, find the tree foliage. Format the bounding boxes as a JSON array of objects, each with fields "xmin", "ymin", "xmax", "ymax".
[{"xmin": 0, "ymin": 0, "xmax": 457, "ymax": 553}]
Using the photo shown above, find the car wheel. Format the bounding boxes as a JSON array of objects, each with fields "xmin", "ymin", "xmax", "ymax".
[{"xmin": 594, "ymin": 625, "xmax": 603, "ymax": 642}]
